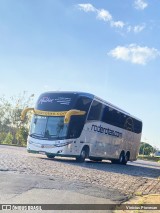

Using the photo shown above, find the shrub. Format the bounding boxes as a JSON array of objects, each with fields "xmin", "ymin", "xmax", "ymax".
[{"xmin": 3, "ymin": 132, "xmax": 13, "ymax": 145}]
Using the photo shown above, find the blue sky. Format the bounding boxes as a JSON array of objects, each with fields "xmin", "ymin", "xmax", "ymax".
[{"xmin": 0, "ymin": 0, "xmax": 160, "ymax": 149}]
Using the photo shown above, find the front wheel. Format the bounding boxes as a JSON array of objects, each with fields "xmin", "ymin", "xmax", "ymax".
[
  {"xmin": 76, "ymin": 148, "xmax": 87, "ymax": 163},
  {"xmin": 46, "ymin": 154, "xmax": 55, "ymax": 159}
]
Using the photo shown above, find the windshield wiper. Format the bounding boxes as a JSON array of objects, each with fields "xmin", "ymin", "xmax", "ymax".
[{"xmin": 30, "ymin": 133, "xmax": 44, "ymax": 138}]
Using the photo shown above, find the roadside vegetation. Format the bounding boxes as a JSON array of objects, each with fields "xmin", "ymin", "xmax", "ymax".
[
  {"xmin": 139, "ymin": 142, "xmax": 157, "ymax": 156},
  {"xmin": 138, "ymin": 142, "xmax": 160, "ymax": 162},
  {"xmin": 138, "ymin": 155, "xmax": 160, "ymax": 162},
  {"xmin": 0, "ymin": 92, "xmax": 34, "ymax": 146}
]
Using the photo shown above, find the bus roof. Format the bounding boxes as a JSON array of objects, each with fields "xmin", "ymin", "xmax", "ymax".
[
  {"xmin": 43, "ymin": 91, "xmax": 142, "ymax": 122},
  {"xmin": 43, "ymin": 91, "xmax": 94, "ymax": 99}
]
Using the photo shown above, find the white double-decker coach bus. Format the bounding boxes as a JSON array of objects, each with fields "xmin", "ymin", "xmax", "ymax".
[{"xmin": 21, "ymin": 91, "xmax": 142, "ymax": 165}]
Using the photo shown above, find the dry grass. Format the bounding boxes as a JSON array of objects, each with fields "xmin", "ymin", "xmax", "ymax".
[{"xmin": 114, "ymin": 194, "xmax": 160, "ymax": 213}]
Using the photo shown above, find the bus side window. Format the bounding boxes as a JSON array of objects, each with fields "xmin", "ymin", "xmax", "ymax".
[
  {"xmin": 67, "ymin": 116, "xmax": 85, "ymax": 139},
  {"xmin": 134, "ymin": 120, "xmax": 142, "ymax": 134},
  {"xmin": 102, "ymin": 107, "xmax": 125, "ymax": 129},
  {"xmin": 75, "ymin": 96, "xmax": 92, "ymax": 112},
  {"xmin": 67, "ymin": 96, "xmax": 92, "ymax": 139},
  {"xmin": 102, "ymin": 106, "xmax": 117, "ymax": 126},
  {"xmin": 87, "ymin": 101, "xmax": 103, "ymax": 121},
  {"xmin": 102, "ymin": 106, "xmax": 108, "ymax": 123}
]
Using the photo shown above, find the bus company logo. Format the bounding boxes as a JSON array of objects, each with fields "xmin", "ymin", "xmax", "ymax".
[
  {"xmin": 91, "ymin": 124, "xmax": 122, "ymax": 138},
  {"xmin": 39, "ymin": 97, "xmax": 54, "ymax": 104},
  {"xmin": 124, "ymin": 117, "xmax": 134, "ymax": 131}
]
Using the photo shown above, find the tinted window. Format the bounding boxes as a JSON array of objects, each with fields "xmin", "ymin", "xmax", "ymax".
[
  {"xmin": 124, "ymin": 117, "xmax": 134, "ymax": 132},
  {"xmin": 102, "ymin": 107, "xmax": 121, "ymax": 127},
  {"xmin": 88, "ymin": 101, "xmax": 103, "ymax": 121},
  {"xmin": 67, "ymin": 97, "xmax": 92, "ymax": 139},
  {"xmin": 134, "ymin": 120, "xmax": 142, "ymax": 134},
  {"xmin": 88, "ymin": 102, "xmax": 142, "ymax": 134},
  {"xmin": 67, "ymin": 116, "xmax": 85, "ymax": 139},
  {"xmin": 74, "ymin": 96, "xmax": 92, "ymax": 112}
]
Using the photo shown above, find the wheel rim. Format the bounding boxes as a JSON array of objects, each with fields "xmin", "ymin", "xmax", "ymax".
[
  {"xmin": 119, "ymin": 155, "xmax": 123, "ymax": 163},
  {"xmin": 81, "ymin": 150, "xmax": 86, "ymax": 159},
  {"xmin": 125, "ymin": 155, "xmax": 128, "ymax": 162}
]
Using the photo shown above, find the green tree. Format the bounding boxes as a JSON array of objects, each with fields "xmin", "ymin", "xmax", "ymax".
[
  {"xmin": 0, "ymin": 91, "xmax": 34, "ymax": 145},
  {"xmin": 0, "ymin": 132, "xmax": 7, "ymax": 144},
  {"xmin": 139, "ymin": 142, "xmax": 155, "ymax": 156},
  {"xmin": 16, "ymin": 127, "xmax": 28, "ymax": 146},
  {"xmin": 3, "ymin": 132, "xmax": 13, "ymax": 145}
]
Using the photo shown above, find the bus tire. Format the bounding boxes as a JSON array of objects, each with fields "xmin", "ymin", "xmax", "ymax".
[
  {"xmin": 125, "ymin": 151, "xmax": 130, "ymax": 165},
  {"xmin": 119, "ymin": 152, "xmax": 127, "ymax": 165},
  {"xmin": 76, "ymin": 147, "xmax": 88, "ymax": 163},
  {"xmin": 46, "ymin": 154, "xmax": 55, "ymax": 159}
]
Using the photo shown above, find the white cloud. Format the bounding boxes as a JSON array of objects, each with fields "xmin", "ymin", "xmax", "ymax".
[
  {"xmin": 134, "ymin": 0, "xmax": 148, "ymax": 10},
  {"xmin": 108, "ymin": 44, "xmax": 160, "ymax": 65},
  {"xmin": 77, "ymin": 3, "xmax": 146, "ymax": 33},
  {"xmin": 127, "ymin": 26, "xmax": 132, "ymax": 32},
  {"xmin": 111, "ymin": 21, "xmax": 125, "ymax": 28},
  {"xmin": 77, "ymin": 3, "xmax": 125, "ymax": 29},
  {"xmin": 78, "ymin": 3, "xmax": 96, "ymax": 12},
  {"xmin": 127, "ymin": 24, "xmax": 146, "ymax": 33},
  {"xmin": 133, "ymin": 24, "xmax": 146, "ymax": 33},
  {"xmin": 97, "ymin": 9, "xmax": 112, "ymax": 22}
]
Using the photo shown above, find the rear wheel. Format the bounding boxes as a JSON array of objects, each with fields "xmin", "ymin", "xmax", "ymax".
[
  {"xmin": 123, "ymin": 154, "xmax": 129, "ymax": 165},
  {"xmin": 46, "ymin": 154, "xmax": 55, "ymax": 159},
  {"xmin": 111, "ymin": 152, "xmax": 128, "ymax": 165},
  {"xmin": 119, "ymin": 152, "xmax": 127, "ymax": 165}
]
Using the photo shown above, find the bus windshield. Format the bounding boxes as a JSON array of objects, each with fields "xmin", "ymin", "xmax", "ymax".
[{"xmin": 30, "ymin": 115, "xmax": 68, "ymax": 140}]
